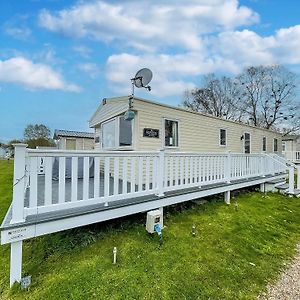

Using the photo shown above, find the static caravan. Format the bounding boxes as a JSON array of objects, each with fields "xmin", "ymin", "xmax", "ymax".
[
  {"xmin": 89, "ymin": 96, "xmax": 283, "ymax": 154},
  {"xmin": 0, "ymin": 146, "xmax": 7, "ymax": 158},
  {"xmin": 53, "ymin": 129, "xmax": 95, "ymax": 150},
  {"xmin": 282, "ymin": 135, "xmax": 300, "ymax": 162},
  {"xmin": 3, "ymin": 97, "xmax": 299, "ymax": 287}
]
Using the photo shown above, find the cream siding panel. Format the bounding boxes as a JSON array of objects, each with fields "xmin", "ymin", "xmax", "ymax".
[
  {"xmin": 83, "ymin": 138, "xmax": 94, "ymax": 150},
  {"xmin": 133, "ymin": 99, "xmax": 282, "ymax": 154},
  {"xmin": 89, "ymin": 98, "xmax": 129, "ymax": 127},
  {"xmin": 94, "ymin": 126, "xmax": 101, "ymax": 150},
  {"xmin": 58, "ymin": 137, "xmax": 66, "ymax": 150},
  {"xmin": 76, "ymin": 138, "xmax": 84, "ymax": 150}
]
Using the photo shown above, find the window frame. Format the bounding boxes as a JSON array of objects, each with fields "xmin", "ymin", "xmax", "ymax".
[
  {"xmin": 273, "ymin": 138, "xmax": 278, "ymax": 152},
  {"xmin": 243, "ymin": 132, "xmax": 251, "ymax": 154},
  {"xmin": 100, "ymin": 116, "xmax": 134, "ymax": 150},
  {"xmin": 162, "ymin": 118, "xmax": 180, "ymax": 149},
  {"xmin": 262, "ymin": 136, "xmax": 267, "ymax": 152},
  {"xmin": 219, "ymin": 128, "xmax": 227, "ymax": 147}
]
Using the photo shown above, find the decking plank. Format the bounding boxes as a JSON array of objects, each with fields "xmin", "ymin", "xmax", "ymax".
[{"xmin": 1, "ymin": 172, "xmax": 286, "ymax": 231}]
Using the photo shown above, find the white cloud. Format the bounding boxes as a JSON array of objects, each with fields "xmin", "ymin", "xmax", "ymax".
[
  {"xmin": 3, "ymin": 15, "xmax": 32, "ymax": 41},
  {"xmin": 106, "ymin": 24, "xmax": 300, "ymax": 97},
  {"xmin": 208, "ymin": 25, "xmax": 300, "ymax": 69},
  {"xmin": 77, "ymin": 63, "xmax": 99, "ymax": 78},
  {"xmin": 0, "ymin": 57, "xmax": 81, "ymax": 92},
  {"xmin": 4, "ymin": 26, "xmax": 31, "ymax": 40},
  {"xmin": 38, "ymin": 1, "xmax": 300, "ymax": 97},
  {"xmin": 106, "ymin": 53, "xmax": 196, "ymax": 97},
  {"xmin": 38, "ymin": 0, "xmax": 259, "ymax": 51},
  {"xmin": 73, "ymin": 45, "xmax": 93, "ymax": 58}
]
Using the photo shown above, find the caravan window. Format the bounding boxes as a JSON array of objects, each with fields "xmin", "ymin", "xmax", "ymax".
[
  {"xmin": 262, "ymin": 137, "xmax": 267, "ymax": 152},
  {"xmin": 165, "ymin": 119, "xmax": 178, "ymax": 147},
  {"xmin": 102, "ymin": 116, "xmax": 133, "ymax": 149},
  {"xmin": 102, "ymin": 119, "xmax": 116, "ymax": 149},
  {"xmin": 119, "ymin": 116, "xmax": 132, "ymax": 147},
  {"xmin": 244, "ymin": 133, "xmax": 251, "ymax": 153},
  {"xmin": 274, "ymin": 138, "xmax": 278, "ymax": 152},
  {"xmin": 219, "ymin": 129, "xmax": 227, "ymax": 146}
]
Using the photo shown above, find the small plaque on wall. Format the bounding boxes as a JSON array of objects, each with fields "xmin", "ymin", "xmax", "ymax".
[{"xmin": 143, "ymin": 128, "xmax": 159, "ymax": 138}]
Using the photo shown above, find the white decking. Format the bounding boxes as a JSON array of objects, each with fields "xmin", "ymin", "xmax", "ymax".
[{"xmin": 1, "ymin": 144, "xmax": 300, "ymax": 286}]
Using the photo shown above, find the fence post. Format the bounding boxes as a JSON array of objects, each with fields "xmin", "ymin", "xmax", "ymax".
[
  {"xmin": 225, "ymin": 151, "xmax": 231, "ymax": 183},
  {"xmin": 288, "ymin": 166, "xmax": 294, "ymax": 194},
  {"xmin": 157, "ymin": 149, "xmax": 165, "ymax": 197},
  {"xmin": 11, "ymin": 144, "xmax": 27, "ymax": 224},
  {"xmin": 297, "ymin": 165, "xmax": 300, "ymax": 190}
]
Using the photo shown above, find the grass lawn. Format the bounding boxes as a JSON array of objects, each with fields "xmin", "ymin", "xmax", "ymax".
[{"xmin": 0, "ymin": 159, "xmax": 300, "ymax": 299}]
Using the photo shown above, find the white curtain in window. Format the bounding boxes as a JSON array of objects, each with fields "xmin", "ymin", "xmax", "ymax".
[{"xmin": 102, "ymin": 119, "xmax": 116, "ymax": 149}]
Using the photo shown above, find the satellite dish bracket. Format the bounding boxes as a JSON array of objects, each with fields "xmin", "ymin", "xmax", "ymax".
[{"xmin": 126, "ymin": 68, "xmax": 153, "ymax": 120}]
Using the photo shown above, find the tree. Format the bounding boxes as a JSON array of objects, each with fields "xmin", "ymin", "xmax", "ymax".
[
  {"xmin": 183, "ymin": 65, "xmax": 299, "ymax": 135},
  {"xmin": 24, "ymin": 124, "xmax": 51, "ymax": 140},
  {"xmin": 26, "ymin": 137, "xmax": 55, "ymax": 149},
  {"xmin": 183, "ymin": 74, "xmax": 245, "ymax": 121},
  {"xmin": 23, "ymin": 124, "xmax": 55, "ymax": 149},
  {"xmin": 7, "ymin": 139, "xmax": 23, "ymax": 150},
  {"xmin": 235, "ymin": 65, "xmax": 298, "ymax": 131}
]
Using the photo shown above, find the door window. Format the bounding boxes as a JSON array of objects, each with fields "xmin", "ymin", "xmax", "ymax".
[{"xmin": 244, "ymin": 133, "xmax": 250, "ymax": 153}]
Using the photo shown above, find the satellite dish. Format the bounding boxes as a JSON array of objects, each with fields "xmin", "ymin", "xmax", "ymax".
[
  {"xmin": 125, "ymin": 68, "xmax": 153, "ymax": 121},
  {"xmin": 133, "ymin": 68, "xmax": 153, "ymax": 89}
]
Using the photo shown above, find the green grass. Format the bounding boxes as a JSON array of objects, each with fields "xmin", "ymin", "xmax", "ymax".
[{"xmin": 0, "ymin": 160, "xmax": 300, "ymax": 299}]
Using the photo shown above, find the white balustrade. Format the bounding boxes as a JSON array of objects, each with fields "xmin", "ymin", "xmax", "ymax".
[{"xmin": 10, "ymin": 146, "xmax": 297, "ymax": 221}]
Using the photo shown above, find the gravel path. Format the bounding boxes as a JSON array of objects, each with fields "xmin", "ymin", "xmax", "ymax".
[{"xmin": 258, "ymin": 244, "xmax": 300, "ymax": 300}]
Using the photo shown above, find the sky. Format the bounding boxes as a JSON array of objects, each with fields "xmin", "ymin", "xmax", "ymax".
[{"xmin": 0, "ymin": 0, "xmax": 300, "ymax": 141}]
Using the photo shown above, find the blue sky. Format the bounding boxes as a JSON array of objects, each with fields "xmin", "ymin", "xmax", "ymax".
[{"xmin": 0, "ymin": 0, "xmax": 300, "ymax": 141}]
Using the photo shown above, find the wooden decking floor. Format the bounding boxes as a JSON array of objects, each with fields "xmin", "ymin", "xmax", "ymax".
[{"xmin": 1, "ymin": 173, "xmax": 286, "ymax": 230}]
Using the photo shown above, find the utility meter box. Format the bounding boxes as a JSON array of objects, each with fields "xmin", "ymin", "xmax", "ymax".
[{"xmin": 146, "ymin": 209, "xmax": 163, "ymax": 233}]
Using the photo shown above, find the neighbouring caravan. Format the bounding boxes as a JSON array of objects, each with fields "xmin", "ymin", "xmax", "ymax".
[
  {"xmin": 282, "ymin": 135, "xmax": 300, "ymax": 162},
  {"xmin": 54, "ymin": 129, "xmax": 95, "ymax": 150},
  {"xmin": 89, "ymin": 96, "xmax": 283, "ymax": 154}
]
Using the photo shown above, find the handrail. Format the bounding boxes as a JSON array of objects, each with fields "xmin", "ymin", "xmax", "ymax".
[
  {"xmin": 266, "ymin": 153, "xmax": 299, "ymax": 193},
  {"xmin": 273, "ymin": 153, "xmax": 297, "ymax": 168},
  {"xmin": 11, "ymin": 146, "xmax": 299, "ymax": 224},
  {"xmin": 264, "ymin": 153, "xmax": 291, "ymax": 168}
]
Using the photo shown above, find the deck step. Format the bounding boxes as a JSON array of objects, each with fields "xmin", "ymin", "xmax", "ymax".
[
  {"xmin": 287, "ymin": 189, "xmax": 300, "ymax": 197},
  {"xmin": 264, "ymin": 179, "xmax": 286, "ymax": 192},
  {"xmin": 275, "ymin": 183, "xmax": 289, "ymax": 190},
  {"xmin": 265, "ymin": 178, "xmax": 286, "ymax": 185}
]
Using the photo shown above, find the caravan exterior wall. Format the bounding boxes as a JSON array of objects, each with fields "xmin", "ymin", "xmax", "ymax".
[
  {"xmin": 57, "ymin": 137, "xmax": 94, "ymax": 150},
  {"xmin": 90, "ymin": 96, "xmax": 282, "ymax": 154}
]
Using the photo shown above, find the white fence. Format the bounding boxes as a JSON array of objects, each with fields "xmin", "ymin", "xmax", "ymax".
[{"xmin": 10, "ymin": 144, "xmax": 297, "ymax": 224}]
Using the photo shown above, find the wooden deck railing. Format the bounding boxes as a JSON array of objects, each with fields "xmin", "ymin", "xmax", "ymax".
[{"xmin": 10, "ymin": 144, "xmax": 297, "ymax": 224}]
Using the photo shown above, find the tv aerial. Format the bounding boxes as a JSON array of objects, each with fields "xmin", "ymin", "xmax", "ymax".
[{"xmin": 124, "ymin": 68, "xmax": 153, "ymax": 121}]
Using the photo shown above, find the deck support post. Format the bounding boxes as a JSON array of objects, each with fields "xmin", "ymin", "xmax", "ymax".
[
  {"xmin": 159, "ymin": 207, "xmax": 164, "ymax": 228},
  {"xmin": 11, "ymin": 144, "xmax": 27, "ymax": 224},
  {"xmin": 288, "ymin": 166, "xmax": 294, "ymax": 194},
  {"xmin": 297, "ymin": 165, "xmax": 300, "ymax": 190},
  {"xmin": 10, "ymin": 241, "xmax": 23, "ymax": 287},
  {"xmin": 260, "ymin": 183, "xmax": 265, "ymax": 193},
  {"xmin": 224, "ymin": 190, "xmax": 230, "ymax": 204},
  {"xmin": 157, "ymin": 149, "xmax": 165, "ymax": 197},
  {"xmin": 225, "ymin": 151, "xmax": 231, "ymax": 183}
]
